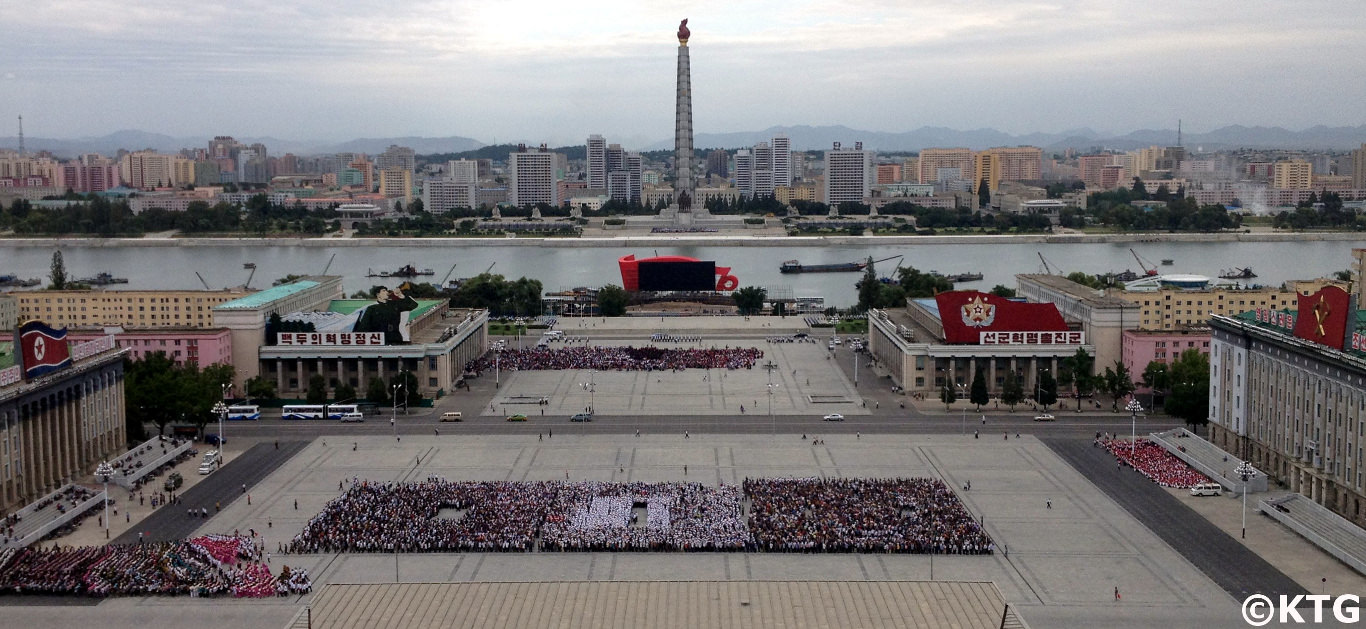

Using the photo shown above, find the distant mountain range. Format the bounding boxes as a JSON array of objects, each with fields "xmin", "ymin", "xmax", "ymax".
[
  {"xmin": 659, "ymin": 124, "xmax": 1366, "ymax": 153},
  {"xmin": 3, "ymin": 124, "xmax": 1364, "ymax": 158},
  {"xmin": 0, "ymin": 130, "xmax": 484, "ymax": 159}
]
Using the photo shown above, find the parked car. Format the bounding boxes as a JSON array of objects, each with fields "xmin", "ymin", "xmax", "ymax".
[
  {"xmin": 1033, "ymin": 414, "xmax": 1056, "ymax": 422},
  {"xmin": 823, "ymin": 413, "xmax": 845, "ymax": 422},
  {"xmin": 506, "ymin": 414, "xmax": 528, "ymax": 422},
  {"xmin": 570, "ymin": 412, "xmax": 593, "ymax": 422}
]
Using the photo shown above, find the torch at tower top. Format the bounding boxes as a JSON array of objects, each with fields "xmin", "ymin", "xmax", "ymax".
[{"xmin": 678, "ymin": 19, "xmax": 690, "ymax": 45}]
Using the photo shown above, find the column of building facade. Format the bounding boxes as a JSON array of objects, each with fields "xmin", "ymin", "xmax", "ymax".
[
  {"xmin": 2, "ymin": 412, "xmax": 13, "ymax": 508},
  {"xmin": 55, "ymin": 390, "xmax": 69, "ymax": 485},
  {"xmin": 337, "ymin": 358, "xmax": 346, "ymax": 391},
  {"xmin": 113, "ymin": 375, "xmax": 126, "ymax": 455},
  {"xmin": 18, "ymin": 404, "xmax": 31, "ymax": 501},
  {"xmin": 44, "ymin": 396, "xmax": 58, "ymax": 490},
  {"xmin": 34, "ymin": 398, "xmax": 49, "ymax": 493},
  {"xmin": 294, "ymin": 360, "xmax": 304, "ymax": 396}
]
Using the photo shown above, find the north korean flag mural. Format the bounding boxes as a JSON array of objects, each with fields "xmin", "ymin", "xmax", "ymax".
[
  {"xmin": 934, "ymin": 291, "xmax": 1070, "ymax": 344},
  {"xmin": 18, "ymin": 320, "xmax": 73, "ymax": 379},
  {"xmin": 1292, "ymin": 285, "xmax": 1351, "ymax": 350}
]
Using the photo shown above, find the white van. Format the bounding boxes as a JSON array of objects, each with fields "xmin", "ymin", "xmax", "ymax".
[
  {"xmin": 198, "ymin": 450, "xmax": 221, "ymax": 475},
  {"xmin": 441, "ymin": 411, "xmax": 463, "ymax": 422},
  {"xmin": 339, "ymin": 412, "xmax": 365, "ymax": 422},
  {"xmin": 1190, "ymin": 482, "xmax": 1222, "ymax": 497}
]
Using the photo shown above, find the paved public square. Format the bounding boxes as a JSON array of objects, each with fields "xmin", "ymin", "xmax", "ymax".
[{"xmin": 2, "ymin": 432, "xmax": 1272, "ymax": 629}]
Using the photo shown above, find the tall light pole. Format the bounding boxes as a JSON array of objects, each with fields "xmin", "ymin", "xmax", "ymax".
[
  {"xmin": 956, "ymin": 383, "xmax": 968, "ymax": 435},
  {"xmin": 211, "ymin": 400, "xmax": 228, "ymax": 462},
  {"xmin": 767, "ymin": 363, "xmax": 779, "ymax": 435},
  {"xmin": 1237, "ymin": 460, "xmax": 1258, "ymax": 540},
  {"xmin": 96, "ymin": 460, "xmax": 113, "ymax": 539},
  {"xmin": 579, "ymin": 370, "xmax": 596, "ymax": 414},
  {"xmin": 1036, "ymin": 368, "xmax": 1049, "ymax": 412},
  {"xmin": 391, "ymin": 380, "xmax": 404, "ymax": 439},
  {"xmin": 1125, "ymin": 398, "xmax": 1143, "ymax": 456}
]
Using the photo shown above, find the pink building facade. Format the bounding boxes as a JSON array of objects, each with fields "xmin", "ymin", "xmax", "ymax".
[
  {"xmin": 66, "ymin": 327, "xmax": 233, "ymax": 366},
  {"xmin": 1122, "ymin": 328, "xmax": 1211, "ymax": 392}
]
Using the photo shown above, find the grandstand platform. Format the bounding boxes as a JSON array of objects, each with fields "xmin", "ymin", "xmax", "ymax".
[
  {"xmin": 1, "ymin": 484, "xmax": 104, "ymax": 549},
  {"xmin": 1260, "ymin": 493, "xmax": 1366, "ymax": 576},
  {"xmin": 105, "ymin": 435, "xmax": 196, "ymax": 489},
  {"xmin": 1149, "ymin": 428, "xmax": 1268, "ymax": 493}
]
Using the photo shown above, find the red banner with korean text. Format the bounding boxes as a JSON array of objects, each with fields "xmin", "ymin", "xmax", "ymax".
[{"xmin": 934, "ymin": 291, "xmax": 1070, "ymax": 344}]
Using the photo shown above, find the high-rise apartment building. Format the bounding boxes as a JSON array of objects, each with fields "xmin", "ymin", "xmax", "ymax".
[
  {"xmin": 375, "ymin": 145, "xmax": 416, "ymax": 173},
  {"xmin": 771, "ymin": 134, "xmax": 791, "ymax": 187},
  {"xmin": 705, "ymin": 150, "xmax": 729, "ymax": 178},
  {"xmin": 447, "ymin": 159, "xmax": 479, "ymax": 184},
  {"xmin": 734, "ymin": 149, "xmax": 755, "ymax": 198},
  {"xmin": 1273, "ymin": 160, "xmax": 1313, "ymax": 190},
  {"xmin": 917, "ymin": 148, "xmax": 974, "ymax": 184},
  {"xmin": 1078, "ymin": 154, "xmax": 1115, "ymax": 188},
  {"xmin": 424, "ymin": 179, "xmax": 478, "ymax": 212},
  {"xmin": 377, "ymin": 167, "xmax": 413, "ymax": 203},
  {"xmin": 972, "ymin": 152, "xmax": 1001, "ymax": 193},
  {"xmin": 824, "ymin": 142, "xmax": 872, "ymax": 206},
  {"xmin": 902, "ymin": 158, "xmax": 919, "ymax": 183},
  {"xmin": 119, "ymin": 151, "xmax": 175, "ymax": 189},
  {"xmin": 208, "ymin": 136, "xmax": 239, "ymax": 160},
  {"xmin": 58, "ymin": 155, "xmax": 117, "ymax": 193},
  {"xmin": 586, "ymin": 135, "xmax": 607, "ymax": 189},
  {"xmin": 508, "ymin": 146, "xmax": 558, "ymax": 207},
  {"xmin": 875, "ymin": 164, "xmax": 902, "ymax": 185},
  {"xmin": 983, "ymin": 146, "xmax": 1042, "ymax": 182},
  {"xmin": 752, "ymin": 142, "xmax": 774, "ymax": 198},
  {"xmin": 1352, "ymin": 144, "xmax": 1366, "ymax": 190}
]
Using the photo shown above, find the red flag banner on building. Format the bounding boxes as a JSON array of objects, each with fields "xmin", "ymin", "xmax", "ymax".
[
  {"xmin": 1292, "ymin": 285, "xmax": 1350, "ymax": 350},
  {"xmin": 934, "ymin": 291, "xmax": 1070, "ymax": 344},
  {"xmin": 18, "ymin": 320, "xmax": 73, "ymax": 379}
]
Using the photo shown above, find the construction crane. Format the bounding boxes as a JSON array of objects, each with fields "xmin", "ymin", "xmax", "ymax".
[
  {"xmin": 439, "ymin": 263, "xmax": 459, "ymax": 287},
  {"xmin": 1129, "ymin": 249, "xmax": 1159, "ymax": 276},
  {"xmin": 194, "ymin": 271, "xmax": 212, "ymax": 290},
  {"xmin": 1037, "ymin": 252, "xmax": 1060, "ymax": 275},
  {"xmin": 320, "ymin": 253, "xmax": 337, "ymax": 276}
]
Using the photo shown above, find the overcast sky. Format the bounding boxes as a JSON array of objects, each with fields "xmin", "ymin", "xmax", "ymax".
[{"xmin": 4, "ymin": 0, "xmax": 1363, "ymax": 148}]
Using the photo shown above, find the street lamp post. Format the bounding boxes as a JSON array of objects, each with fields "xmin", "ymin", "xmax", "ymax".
[
  {"xmin": 1236, "ymin": 460, "xmax": 1258, "ymax": 540},
  {"xmin": 956, "ymin": 383, "xmax": 968, "ymax": 435},
  {"xmin": 96, "ymin": 460, "xmax": 113, "ymax": 539},
  {"xmin": 391, "ymin": 381, "xmax": 404, "ymax": 439},
  {"xmin": 1035, "ymin": 368, "xmax": 1050, "ymax": 412},
  {"xmin": 211, "ymin": 400, "xmax": 228, "ymax": 462},
  {"xmin": 1125, "ymin": 398, "xmax": 1144, "ymax": 456}
]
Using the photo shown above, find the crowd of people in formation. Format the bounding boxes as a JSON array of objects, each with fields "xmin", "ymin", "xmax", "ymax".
[
  {"xmin": 1100, "ymin": 437, "xmax": 1210, "ymax": 488},
  {"xmin": 765, "ymin": 336, "xmax": 817, "ymax": 344},
  {"xmin": 465, "ymin": 346, "xmax": 764, "ymax": 374},
  {"xmin": 650, "ymin": 333, "xmax": 702, "ymax": 344},
  {"xmin": 744, "ymin": 478, "xmax": 994, "ymax": 554},
  {"xmin": 0, "ymin": 534, "xmax": 309, "ymax": 598},
  {"xmin": 287, "ymin": 478, "xmax": 989, "ymax": 554},
  {"xmin": 540, "ymin": 482, "xmax": 749, "ymax": 551},
  {"xmin": 289, "ymin": 479, "xmax": 558, "ymax": 554}
]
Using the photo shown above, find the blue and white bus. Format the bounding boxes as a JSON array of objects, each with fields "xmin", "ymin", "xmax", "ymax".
[
  {"xmin": 282, "ymin": 404, "xmax": 360, "ymax": 420},
  {"xmin": 226, "ymin": 405, "xmax": 261, "ymax": 421}
]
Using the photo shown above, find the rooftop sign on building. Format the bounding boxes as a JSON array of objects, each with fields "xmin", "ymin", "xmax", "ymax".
[{"xmin": 935, "ymin": 291, "xmax": 1071, "ymax": 345}]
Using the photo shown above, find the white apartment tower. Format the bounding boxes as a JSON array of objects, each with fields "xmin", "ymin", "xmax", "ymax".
[
  {"xmin": 771, "ymin": 134, "xmax": 792, "ymax": 187},
  {"xmin": 509, "ymin": 145, "xmax": 558, "ymax": 207},
  {"xmin": 734, "ymin": 149, "xmax": 755, "ymax": 198},
  {"xmin": 447, "ymin": 159, "xmax": 479, "ymax": 184},
  {"xmin": 586, "ymin": 135, "xmax": 607, "ymax": 189},
  {"xmin": 824, "ymin": 142, "xmax": 873, "ymax": 206},
  {"xmin": 424, "ymin": 179, "xmax": 478, "ymax": 212},
  {"xmin": 752, "ymin": 142, "xmax": 775, "ymax": 198}
]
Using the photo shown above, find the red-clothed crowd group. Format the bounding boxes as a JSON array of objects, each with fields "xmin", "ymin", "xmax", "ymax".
[
  {"xmin": 0, "ymin": 534, "xmax": 309, "ymax": 598},
  {"xmin": 1101, "ymin": 438, "xmax": 1210, "ymax": 488}
]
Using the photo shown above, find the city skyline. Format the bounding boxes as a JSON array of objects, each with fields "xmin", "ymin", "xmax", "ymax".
[{"xmin": 3, "ymin": 1, "xmax": 1365, "ymax": 147}]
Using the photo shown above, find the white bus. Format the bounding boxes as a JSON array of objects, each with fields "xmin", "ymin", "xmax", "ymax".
[
  {"xmin": 226, "ymin": 405, "xmax": 261, "ymax": 421},
  {"xmin": 282, "ymin": 404, "xmax": 360, "ymax": 420}
]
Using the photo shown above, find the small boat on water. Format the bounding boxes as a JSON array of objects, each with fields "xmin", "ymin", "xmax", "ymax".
[
  {"xmin": 780, "ymin": 260, "xmax": 865, "ymax": 273},
  {"xmin": 76, "ymin": 272, "xmax": 128, "ymax": 285},
  {"xmin": 0, "ymin": 274, "xmax": 40, "ymax": 287},
  {"xmin": 1219, "ymin": 267, "xmax": 1257, "ymax": 280},
  {"xmin": 780, "ymin": 254, "xmax": 902, "ymax": 274},
  {"xmin": 1160, "ymin": 259, "xmax": 1174, "ymax": 265},
  {"xmin": 946, "ymin": 272, "xmax": 984, "ymax": 283},
  {"xmin": 243, "ymin": 263, "xmax": 256, "ymax": 269},
  {"xmin": 367, "ymin": 264, "xmax": 435, "ymax": 278}
]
